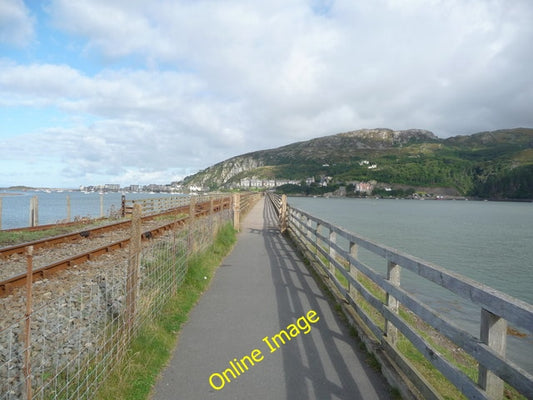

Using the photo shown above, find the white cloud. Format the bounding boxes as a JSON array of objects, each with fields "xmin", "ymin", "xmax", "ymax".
[
  {"xmin": 1, "ymin": 0, "xmax": 532, "ymax": 187},
  {"xmin": 0, "ymin": 0, "xmax": 34, "ymax": 46}
]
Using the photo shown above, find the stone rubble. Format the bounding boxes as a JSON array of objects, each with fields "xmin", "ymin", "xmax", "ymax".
[{"xmin": 0, "ymin": 223, "xmax": 182, "ymax": 400}]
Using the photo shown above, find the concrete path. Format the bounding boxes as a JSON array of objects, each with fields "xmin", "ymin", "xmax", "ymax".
[{"xmin": 151, "ymin": 198, "xmax": 393, "ymax": 400}]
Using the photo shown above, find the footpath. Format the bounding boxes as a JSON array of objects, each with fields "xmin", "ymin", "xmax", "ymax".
[{"xmin": 150, "ymin": 198, "xmax": 393, "ymax": 400}]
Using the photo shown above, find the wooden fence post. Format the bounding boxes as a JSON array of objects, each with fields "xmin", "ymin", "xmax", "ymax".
[
  {"xmin": 25, "ymin": 246, "xmax": 34, "ymax": 400},
  {"xmin": 189, "ymin": 196, "xmax": 197, "ymax": 252},
  {"xmin": 126, "ymin": 204, "xmax": 142, "ymax": 332},
  {"xmin": 0, "ymin": 197, "xmax": 2, "ymax": 229},
  {"xmin": 478, "ymin": 309, "xmax": 507, "ymax": 399},
  {"xmin": 315, "ymin": 222, "xmax": 322, "ymax": 255},
  {"xmin": 100, "ymin": 193, "xmax": 104, "ymax": 218},
  {"xmin": 121, "ymin": 195, "xmax": 126, "ymax": 217},
  {"xmin": 385, "ymin": 261, "xmax": 400, "ymax": 346},
  {"xmin": 66, "ymin": 195, "xmax": 71, "ymax": 223},
  {"xmin": 209, "ymin": 196, "xmax": 216, "ymax": 238},
  {"xmin": 329, "ymin": 229, "xmax": 337, "ymax": 275},
  {"xmin": 349, "ymin": 241, "xmax": 359, "ymax": 302},
  {"xmin": 306, "ymin": 215, "xmax": 313, "ymax": 243},
  {"xmin": 233, "ymin": 193, "xmax": 241, "ymax": 231},
  {"xmin": 29, "ymin": 196, "xmax": 39, "ymax": 227},
  {"xmin": 280, "ymin": 194, "xmax": 287, "ymax": 233}
]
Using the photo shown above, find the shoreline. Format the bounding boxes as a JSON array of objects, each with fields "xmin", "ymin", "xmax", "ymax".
[{"xmin": 286, "ymin": 193, "xmax": 533, "ymax": 203}]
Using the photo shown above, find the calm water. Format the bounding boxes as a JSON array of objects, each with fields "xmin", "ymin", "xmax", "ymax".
[
  {"xmin": 288, "ymin": 197, "xmax": 533, "ymax": 372},
  {"xmin": 0, "ymin": 191, "xmax": 181, "ymax": 230}
]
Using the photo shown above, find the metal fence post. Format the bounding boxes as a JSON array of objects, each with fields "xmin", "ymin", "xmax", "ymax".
[{"xmin": 24, "ymin": 246, "xmax": 34, "ymax": 400}]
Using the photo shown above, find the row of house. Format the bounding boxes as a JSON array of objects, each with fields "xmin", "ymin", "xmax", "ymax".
[
  {"xmin": 235, "ymin": 175, "xmax": 339, "ymax": 189},
  {"xmin": 236, "ymin": 178, "xmax": 300, "ymax": 189},
  {"xmin": 80, "ymin": 183, "xmax": 183, "ymax": 193},
  {"xmin": 359, "ymin": 160, "xmax": 378, "ymax": 169},
  {"xmin": 79, "ymin": 176, "xmax": 383, "ymax": 195}
]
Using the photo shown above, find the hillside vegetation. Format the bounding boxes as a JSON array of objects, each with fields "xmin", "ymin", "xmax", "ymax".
[{"xmin": 182, "ymin": 128, "xmax": 533, "ymax": 199}]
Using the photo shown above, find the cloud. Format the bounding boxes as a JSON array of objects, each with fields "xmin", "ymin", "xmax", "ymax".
[
  {"xmin": 0, "ymin": 0, "xmax": 34, "ymax": 46},
  {"xmin": 1, "ymin": 0, "xmax": 532, "ymax": 187},
  {"xmin": 0, "ymin": 60, "xmax": 248, "ymax": 185},
  {"xmin": 43, "ymin": 0, "xmax": 533, "ymax": 137}
]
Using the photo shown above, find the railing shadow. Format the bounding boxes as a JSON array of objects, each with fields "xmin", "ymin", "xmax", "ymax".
[{"xmin": 259, "ymin": 198, "xmax": 390, "ymax": 400}]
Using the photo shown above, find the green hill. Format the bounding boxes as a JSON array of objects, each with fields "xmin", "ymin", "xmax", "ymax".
[{"xmin": 182, "ymin": 128, "xmax": 533, "ymax": 200}]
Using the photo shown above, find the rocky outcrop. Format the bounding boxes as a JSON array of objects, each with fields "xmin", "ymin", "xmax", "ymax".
[
  {"xmin": 183, "ymin": 128, "xmax": 438, "ymax": 188},
  {"xmin": 338, "ymin": 128, "xmax": 438, "ymax": 146},
  {"xmin": 180, "ymin": 127, "xmax": 533, "ymax": 196},
  {"xmin": 184, "ymin": 156, "xmax": 264, "ymax": 188}
]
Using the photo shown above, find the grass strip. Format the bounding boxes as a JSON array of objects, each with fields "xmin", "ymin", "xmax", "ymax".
[
  {"xmin": 0, "ymin": 224, "xmax": 100, "ymax": 247},
  {"xmin": 95, "ymin": 222, "xmax": 237, "ymax": 400}
]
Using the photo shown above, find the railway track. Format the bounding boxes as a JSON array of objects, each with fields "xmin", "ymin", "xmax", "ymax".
[{"xmin": 0, "ymin": 196, "xmax": 231, "ymax": 297}]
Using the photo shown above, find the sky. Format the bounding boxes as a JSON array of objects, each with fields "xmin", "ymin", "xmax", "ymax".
[{"xmin": 1, "ymin": 0, "xmax": 532, "ymax": 188}]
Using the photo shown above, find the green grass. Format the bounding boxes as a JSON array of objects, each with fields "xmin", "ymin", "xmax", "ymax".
[
  {"xmin": 95, "ymin": 223, "xmax": 237, "ymax": 400},
  {"xmin": 0, "ymin": 221, "xmax": 108, "ymax": 247},
  {"xmin": 0, "ymin": 227, "xmax": 76, "ymax": 247}
]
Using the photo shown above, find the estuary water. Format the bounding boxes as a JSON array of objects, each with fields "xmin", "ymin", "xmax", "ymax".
[
  {"xmin": 288, "ymin": 196, "xmax": 533, "ymax": 372},
  {"xmin": 0, "ymin": 190, "xmax": 181, "ymax": 230}
]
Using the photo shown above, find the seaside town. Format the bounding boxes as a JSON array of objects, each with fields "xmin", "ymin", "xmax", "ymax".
[{"xmin": 78, "ymin": 177, "xmax": 374, "ymax": 195}]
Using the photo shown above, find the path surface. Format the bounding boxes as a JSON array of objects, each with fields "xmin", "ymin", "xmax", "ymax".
[{"xmin": 151, "ymin": 198, "xmax": 393, "ymax": 399}]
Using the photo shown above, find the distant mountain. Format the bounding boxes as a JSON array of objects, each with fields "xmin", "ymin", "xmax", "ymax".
[{"xmin": 182, "ymin": 128, "xmax": 533, "ymax": 199}]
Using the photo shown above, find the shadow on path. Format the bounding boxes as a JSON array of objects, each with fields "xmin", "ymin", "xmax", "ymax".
[
  {"xmin": 151, "ymin": 199, "xmax": 392, "ymax": 400},
  {"xmin": 259, "ymin": 199, "xmax": 391, "ymax": 400}
]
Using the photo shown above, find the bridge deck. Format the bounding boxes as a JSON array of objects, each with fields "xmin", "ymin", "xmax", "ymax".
[{"xmin": 151, "ymin": 198, "xmax": 393, "ymax": 399}]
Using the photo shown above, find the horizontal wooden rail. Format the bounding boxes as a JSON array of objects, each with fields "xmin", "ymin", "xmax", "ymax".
[
  {"xmin": 265, "ymin": 193, "xmax": 533, "ymax": 400},
  {"xmin": 121, "ymin": 195, "xmax": 191, "ymax": 217}
]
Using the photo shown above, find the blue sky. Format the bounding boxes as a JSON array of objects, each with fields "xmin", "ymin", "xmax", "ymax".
[{"xmin": 1, "ymin": 0, "xmax": 532, "ymax": 188}]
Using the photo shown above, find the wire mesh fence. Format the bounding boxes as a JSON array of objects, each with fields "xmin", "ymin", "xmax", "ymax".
[{"xmin": 0, "ymin": 207, "xmax": 232, "ymax": 400}]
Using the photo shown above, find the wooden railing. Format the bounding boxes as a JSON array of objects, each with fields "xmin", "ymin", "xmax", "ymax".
[
  {"xmin": 121, "ymin": 193, "xmax": 261, "ymax": 220},
  {"xmin": 266, "ymin": 193, "xmax": 533, "ymax": 400},
  {"xmin": 231, "ymin": 192, "xmax": 263, "ymax": 230},
  {"xmin": 121, "ymin": 195, "xmax": 190, "ymax": 217}
]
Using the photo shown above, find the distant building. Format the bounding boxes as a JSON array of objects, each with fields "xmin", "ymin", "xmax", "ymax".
[
  {"xmin": 126, "ymin": 185, "xmax": 140, "ymax": 192},
  {"xmin": 189, "ymin": 184, "xmax": 204, "ymax": 192},
  {"xmin": 354, "ymin": 182, "xmax": 374, "ymax": 194},
  {"xmin": 238, "ymin": 178, "xmax": 299, "ymax": 189},
  {"xmin": 104, "ymin": 184, "xmax": 120, "ymax": 192}
]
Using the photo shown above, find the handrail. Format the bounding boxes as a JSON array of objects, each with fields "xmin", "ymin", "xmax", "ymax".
[{"xmin": 266, "ymin": 193, "xmax": 533, "ymax": 399}]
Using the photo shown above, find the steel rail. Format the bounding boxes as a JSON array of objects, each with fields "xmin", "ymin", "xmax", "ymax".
[
  {"xmin": 0, "ymin": 197, "xmax": 230, "ymax": 258},
  {"xmin": 0, "ymin": 197, "xmax": 232, "ymax": 297},
  {"xmin": 0, "ymin": 215, "xmax": 190, "ymax": 297}
]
